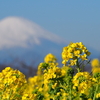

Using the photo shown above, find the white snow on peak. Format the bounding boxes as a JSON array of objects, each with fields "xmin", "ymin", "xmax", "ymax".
[{"xmin": 0, "ymin": 16, "xmax": 66, "ymax": 49}]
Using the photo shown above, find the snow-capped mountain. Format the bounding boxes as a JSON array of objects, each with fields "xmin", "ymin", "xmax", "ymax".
[
  {"xmin": 0, "ymin": 17, "xmax": 66, "ymax": 49},
  {"xmin": 0, "ymin": 17, "xmax": 68, "ymax": 66}
]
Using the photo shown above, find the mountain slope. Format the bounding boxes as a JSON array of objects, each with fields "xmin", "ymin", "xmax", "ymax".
[
  {"xmin": 0, "ymin": 17, "xmax": 67, "ymax": 49},
  {"xmin": 0, "ymin": 17, "xmax": 68, "ymax": 66}
]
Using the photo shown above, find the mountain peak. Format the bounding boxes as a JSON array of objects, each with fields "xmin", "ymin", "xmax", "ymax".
[{"xmin": 0, "ymin": 16, "xmax": 67, "ymax": 49}]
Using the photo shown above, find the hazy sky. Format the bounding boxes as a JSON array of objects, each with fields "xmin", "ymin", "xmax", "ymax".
[{"xmin": 0, "ymin": 0, "xmax": 100, "ymax": 51}]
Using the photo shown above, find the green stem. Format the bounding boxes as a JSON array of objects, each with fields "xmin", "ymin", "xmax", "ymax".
[
  {"xmin": 76, "ymin": 58, "xmax": 81, "ymax": 72},
  {"xmin": 77, "ymin": 68, "xmax": 80, "ymax": 73},
  {"xmin": 93, "ymin": 84, "xmax": 99, "ymax": 100},
  {"xmin": 8, "ymin": 89, "xmax": 13, "ymax": 100},
  {"xmin": 70, "ymin": 84, "xmax": 72, "ymax": 100},
  {"xmin": 0, "ymin": 86, "xmax": 7, "ymax": 100}
]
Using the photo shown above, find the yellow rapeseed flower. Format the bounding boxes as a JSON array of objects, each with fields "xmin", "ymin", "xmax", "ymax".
[
  {"xmin": 92, "ymin": 67, "xmax": 100, "ymax": 74},
  {"xmin": 96, "ymin": 93, "xmax": 100, "ymax": 98},
  {"xmin": 44, "ymin": 53, "xmax": 57, "ymax": 63},
  {"xmin": 62, "ymin": 42, "xmax": 90, "ymax": 66},
  {"xmin": 91, "ymin": 59, "xmax": 100, "ymax": 68}
]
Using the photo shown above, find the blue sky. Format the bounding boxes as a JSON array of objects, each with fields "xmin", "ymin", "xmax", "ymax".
[{"xmin": 0, "ymin": 0, "xmax": 100, "ymax": 52}]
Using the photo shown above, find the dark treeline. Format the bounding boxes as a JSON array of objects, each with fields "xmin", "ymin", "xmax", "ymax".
[
  {"xmin": 0, "ymin": 58, "xmax": 95, "ymax": 78},
  {"xmin": 0, "ymin": 59, "xmax": 38, "ymax": 78}
]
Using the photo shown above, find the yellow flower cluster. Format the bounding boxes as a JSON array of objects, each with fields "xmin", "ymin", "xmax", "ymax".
[
  {"xmin": 0, "ymin": 67, "xmax": 27, "ymax": 100},
  {"xmin": 62, "ymin": 42, "xmax": 91, "ymax": 66},
  {"xmin": 73, "ymin": 72, "xmax": 92, "ymax": 95},
  {"xmin": 91, "ymin": 59, "xmax": 100, "ymax": 68},
  {"xmin": 44, "ymin": 53, "xmax": 57, "ymax": 63},
  {"xmin": 91, "ymin": 59, "xmax": 100, "ymax": 74}
]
